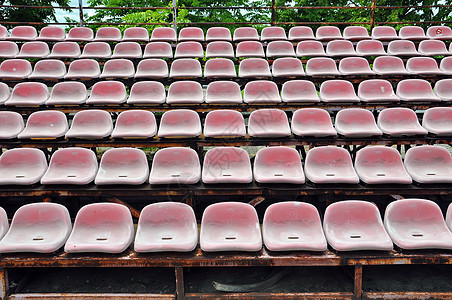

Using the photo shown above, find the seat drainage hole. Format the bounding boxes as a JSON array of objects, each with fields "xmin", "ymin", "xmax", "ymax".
[
  {"xmin": 162, "ymin": 237, "xmax": 173, "ymax": 240},
  {"xmin": 288, "ymin": 236, "xmax": 299, "ymax": 240},
  {"xmin": 118, "ymin": 175, "xmax": 128, "ymax": 177},
  {"xmin": 225, "ymin": 237, "xmax": 236, "ymax": 240},
  {"xmin": 15, "ymin": 175, "xmax": 25, "ymax": 178},
  {"xmin": 32, "ymin": 237, "xmax": 44, "ymax": 241},
  {"xmin": 376, "ymin": 173, "xmax": 386, "ymax": 176},
  {"xmin": 67, "ymin": 175, "xmax": 77, "ymax": 177},
  {"xmin": 274, "ymin": 173, "xmax": 283, "ymax": 176},
  {"xmin": 326, "ymin": 173, "xmax": 335, "ymax": 176},
  {"xmin": 350, "ymin": 235, "xmax": 361, "ymax": 239},
  {"xmin": 96, "ymin": 237, "xmax": 108, "ymax": 241},
  {"xmin": 412, "ymin": 233, "xmax": 423, "ymax": 237},
  {"xmin": 222, "ymin": 174, "xmax": 232, "ymax": 177},
  {"xmin": 171, "ymin": 174, "xmax": 180, "ymax": 177},
  {"xmin": 427, "ymin": 173, "xmax": 436, "ymax": 176}
]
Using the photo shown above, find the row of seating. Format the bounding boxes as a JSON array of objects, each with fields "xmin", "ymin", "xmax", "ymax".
[
  {"xmin": 3, "ymin": 25, "xmax": 452, "ymax": 42},
  {"xmin": 0, "ymin": 198, "xmax": 451, "ymax": 254}
]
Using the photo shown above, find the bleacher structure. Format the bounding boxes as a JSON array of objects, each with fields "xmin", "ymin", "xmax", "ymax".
[{"xmin": 1, "ymin": 22, "xmax": 452, "ymax": 299}]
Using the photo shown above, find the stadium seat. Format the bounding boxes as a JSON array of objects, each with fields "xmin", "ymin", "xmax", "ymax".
[
  {"xmin": 46, "ymin": 81, "xmax": 87, "ymax": 105},
  {"xmin": 28, "ymin": 59, "xmax": 66, "ymax": 79},
  {"xmin": 399, "ymin": 25, "xmax": 426, "ymax": 40},
  {"xmin": 65, "ymin": 110, "xmax": 113, "ymax": 139},
  {"xmin": 37, "ymin": 26, "xmax": 66, "ymax": 41},
  {"xmin": 233, "ymin": 27, "xmax": 259, "ymax": 41},
  {"xmin": 316, "ymin": 26, "xmax": 342, "ymax": 41},
  {"xmin": 324, "ymin": 201, "xmax": 393, "ymax": 251},
  {"xmin": 0, "ymin": 111, "xmax": 23, "ymax": 139},
  {"xmin": 16, "ymin": 41, "xmax": 50, "ymax": 58},
  {"xmin": 134, "ymin": 203, "xmax": 198, "ymax": 252},
  {"xmin": 343, "ymin": 26, "xmax": 371, "ymax": 40},
  {"xmin": 122, "ymin": 27, "xmax": 149, "ymax": 42},
  {"xmin": 95, "ymin": 148, "xmax": 149, "ymax": 185},
  {"xmin": 0, "ymin": 25, "xmax": 7, "ymax": 40},
  {"xmin": 385, "ymin": 199, "xmax": 452, "ymax": 250},
  {"xmin": 205, "ymin": 81, "xmax": 242, "ymax": 104},
  {"xmin": 355, "ymin": 146, "xmax": 412, "ymax": 184},
  {"xmin": 355, "ymin": 40, "xmax": 387, "ymax": 56},
  {"xmin": 167, "ymin": 81, "xmax": 203, "ymax": 104},
  {"xmin": 205, "ymin": 41, "xmax": 234, "ymax": 58},
  {"xmin": 305, "ymin": 57, "xmax": 340, "ymax": 76},
  {"xmin": 202, "ymin": 147, "xmax": 252, "ymax": 184},
  {"xmin": 358, "ymin": 79, "xmax": 399, "ymax": 103},
  {"xmin": 206, "ymin": 27, "xmax": 232, "ymax": 41},
  {"xmin": 143, "ymin": 42, "xmax": 173, "ymax": 58},
  {"xmin": 371, "ymin": 26, "xmax": 400, "ymax": 41},
  {"xmin": 243, "ymin": 80, "xmax": 281, "ymax": 103},
  {"xmin": 111, "ymin": 110, "xmax": 157, "ymax": 139},
  {"xmin": 377, "ymin": 107, "xmax": 428, "ymax": 136},
  {"xmin": 86, "ymin": 81, "xmax": 127, "ymax": 105},
  {"xmin": 64, "ymin": 59, "xmax": 101, "ymax": 79},
  {"xmin": 263, "ymin": 202, "xmax": 327, "ymax": 251},
  {"xmin": 0, "ymin": 41, "xmax": 19, "ymax": 58},
  {"xmin": 66, "ymin": 27, "xmax": 94, "ymax": 41},
  {"xmin": 18, "ymin": 110, "xmax": 68, "ymax": 139},
  {"xmin": 281, "ymin": 80, "xmax": 320, "ymax": 102},
  {"xmin": 326, "ymin": 40, "xmax": 356, "ymax": 56},
  {"xmin": 266, "ymin": 40, "xmax": 295, "ymax": 57},
  {"xmin": 426, "ymin": 25, "xmax": 452, "ymax": 40},
  {"xmin": 157, "ymin": 109, "xmax": 202, "ymax": 138},
  {"xmin": 135, "ymin": 59, "xmax": 169, "ymax": 78},
  {"xmin": 6, "ymin": 82, "xmax": 48, "ymax": 106},
  {"xmin": 64, "ymin": 203, "xmax": 134, "ymax": 253},
  {"xmin": 387, "ymin": 40, "xmax": 418, "ymax": 56},
  {"xmin": 288, "ymin": 26, "xmax": 315, "ymax": 41},
  {"xmin": 48, "ymin": 42, "xmax": 81, "ymax": 58},
  {"xmin": 248, "ymin": 109, "xmax": 291, "ymax": 137},
  {"xmin": 372, "ymin": 56, "xmax": 409, "ymax": 75},
  {"xmin": 79, "ymin": 41, "xmax": 112, "ymax": 58},
  {"xmin": 404, "ymin": 145, "xmax": 452, "ymax": 183},
  {"xmin": 200, "ymin": 202, "xmax": 262, "ymax": 252},
  {"xmin": 338, "ymin": 56, "xmax": 374, "ymax": 75},
  {"xmin": 149, "ymin": 147, "xmax": 201, "ymax": 184},
  {"xmin": 94, "ymin": 27, "xmax": 121, "ymax": 41},
  {"xmin": 127, "ymin": 81, "xmax": 166, "ymax": 104},
  {"xmin": 178, "ymin": 27, "xmax": 204, "ymax": 42},
  {"xmin": 203, "ymin": 110, "xmax": 246, "ymax": 138},
  {"xmin": 418, "ymin": 40, "xmax": 449, "ymax": 56},
  {"xmin": 396, "ymin": 79, "xmax": 440, "ymax": 102},
  {"xmin": 0, "ymin": 59, "xmax": 32, "ymax": 79},
  {"xmin": 111, "ymin": 42, "xmax": 142, "ymax": 59},
  {"xmin": 406, "ymin": 56, "xmax": 442, "ymax": 74},
  {"xmin": 422, "ymin": 107, "xmax": 452, "ymax": 136},
  {"xmin": 204, "ymin": 58, "xmax": 236, "ymax": 77},
  {"xmin": 6, "ymin": 26, "xmax": 37, "ymax": 41},
  {"xmin": 291, "ymin": 108, "xmax": 337, "ymax": 137},
  {"xmin": 174, "ymin": 41, "xmax": 204, "ymax": 58},
  {"xmin": 335, "ymin": 108, "xmax": 382, "ymax": 137},
  {"xmin": 305, "ymin": 146, "xmax": 359, "ymax": 184},
  {"xmin": 236, "ymin": 41, "xmax": 265, "ymax": 57},
  {"xmin": 319, "ymin": 80, "xmax": 360, "ymax": 102},
  {"xmin": 169, "ymin": 58, "xmax": 202, "ymax": 77},
  {"xmin": 254, "ymin": 147, "xmax": 305, "ymax": 184},
  {"xmin": 0, "ymin": 82, "xmax": 10, "ymax": 105},
  {"xmin": 100, "ymin": 59, "xmax": 135, "ymax": 78},
  {"xmin": 0, "ymin": 203, "xmax": 71, "ymax": 253},
  {"xmin": 296, "ymin": 40, "xmax": 327, "ymax": 57},
  {"xmin": 0, "ymin": 148, "xmax": 47, "ymax": 185},
  {"xmin": 238, "ymin": 58, "xmax": 271, "ymax": 77},
  {"xmin": 150, "ymin": 27, "xmax": 177, "ymax": 42},
  {"xmin": 271, "ymin": 57, "xmax": 305, "ymax": 77},
  {"xmin": 434, "ymin": 79, "xmax": 452, "ymax": 101},
  {"xmin": 440, "ymin": 56, "xmax": 452, "ymax": 75},
  {"xmin": 261, "ymin": 26, "xmax": 287, "ymax": 41}
]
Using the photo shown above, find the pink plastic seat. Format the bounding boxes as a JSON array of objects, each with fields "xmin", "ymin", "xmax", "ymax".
[
  {"xmin": 396, "ymin": 79, "xmax": 440, "ymax": 102},
  {"xmin": 387, "ymin": 40, "xmax": 418, "ymax": 56},
  {"xmin": 0, "ymin": 41, "xmax": 19, "ymax": 58},
  {"xmin": 143, "ymin": 42, "xmax": 173, "ymax": 58},
  {"xmin": 426, "ymin": 26, "xmax": 452, "ymax": 40},
  {"xmin": 288, "ymin": 26, "xmax": 315, "ymax": 41},
  {"xmin": 339, "ymin": 57, "xmax": 374, "ymax": 75},
  {"xmin": 254, "ymin": 147, "xmax": 305, "ymax": 184},
  {"xmin": 46, "ymin": 81, "xmax": 87, "ymax": 105},
  {"xmin": 261, "ymin": 26, "xmax": 287, "ymax": 41},
  {"xmin": 202, "ymin": 147, "xmax": 252, "ymax": 184},
  {"xmin": 200, "ymin": 202, "xmax": 261, "ymax": 252},
  {"xmin": 238, "ymin": 58, "xmax": 271, "ymax": 77},
  {"xmin": 372, "ymin": 56, "xmax": 409, "ymax": 75},
  {"xmin": 149, "ymin": 147, "xmax": 201, "ymax": 184},
  {"xmin": 135, "ymin": 59, "xmax": 169, "ymax": 78},
  {"xmin": 404, "ymin": 145, "xmax": 452, "ymax": 183},
  {"xmin": 86, "ymin": 81, "xmax": 127, "ymax": 105},
  {"xmin": 335, "ymin": 108, "xmax": 382, "ymax": 137},
  {"xmin": 16, "ymin": 41, "xmax": 50, "ymax": 58},
  {"xmin": 64, "ymin": 59, "xmax": 101, "ymax": 79},
  {"xmin": 100, "ymin": 59, "xmax": 135, "ymax": 78},
  {"xmin": 205, "ymin": 41, "xmax": 234, "ymax": 58},
  {"xmin": 320, "ymin": 80, "xmax": 360, "ymax": 102},
  {"xmin": 0, "ymin": 59, "xmax": 32, "ymax": 79},
  {"xmin": 151, "ymin": 27, "xmax": 177, "ymax": 42},
  {"xmin": 272, "ymin": 57, "xmax": 305, "ymax": 77},
  {"xmin": 65, "ymin": 110, "xmax": 113, "ymax": 139},
  {"xmin": 205, "ymin": 81, "xmax": 242, "ymax": 104},
  {"xmin": 122, "ymin": 27, "xmax": 149, "ymax": 42},
  {"xmin": 167, "ymin": 81, "xmax": 203, "ymax": 104},
  {"xmin": 372, "ymin": 26, "xmax": 400, "ymax": 41},
  {"xmin": 296, "ymin": 41, "xmax": 327, "ymax": 57},
  {"xmin": 324, "ymin": 201, "xmax": 393, "ymax": 251},
  {"xmin": 48, "ymin": 42, "xmax": 81, "ymax": 58},
  {"xmin": 0, "ymin": 148, "xmax": 47, "ymax": 185},
  {"xmin": 111, "ymin": 110, "xmax": 157, "ymax": 139},
  {"xmin": 203, "ymin": 110, "xmax": 246, "ymax": 138},
  {"xmin": 6, "ymin": 26, "xmax": 37, "ymax": 41},
  {"xmin": 263, "ymin": 202, "xmax": 326, "ymax": 251},
  {"xmin": 169, "ymin": 58, "xmax": 202, "ymax": 77},
  {"xmin": 243, "ymin": 80, "xmax": 281, "ymax": 103},
  {"xmin": 356, "ymin": 40, "xmax": 386, "ymax": 56},
  {"xmin": 281, "ymin": 80, "xmax": 320, "ymax": 102},
  {"xmin": 358, "ymin": 79, "xmax": 399, "ymax": 103},
  {"xmin": 204, "ymin": 58, "xmax": 236, "ymax": 78},
  {"xmin": 95, "ymin": 148, "xmax": 149, "ymax": 185},
  {"xmin": 248, "ymin": 109, "xmax": 290, "ymax": 137},
  {"xmin": 157, "ymin": 109, "xmax": 201, "ymax": 138},
  {"xmin": 233, "ymin": 27, "xmax": 259, "ymax": 42},
  {"xmin": 134, "ymin": 203, "xmax": 198, "ymax": 252},
  {"xmin": 418, "ymin": 40, "xmax": 449, "ymax": 56},
  {"xmin": 422, "ymin": 107, "xmax": 452, "ymax": 136},
  {"xmin": 79, "ymin": 42, "xmax": 111, "ymax": 58},
  {"xmin": 236, "ymin": 41, "xmax": 265, "ymax": 58},
  {"xmin": 94, "ymin": 27, "xmax": 121, "ymax": 42},
  {"xmin": 399, "ymin": 26, "xmax": 426, "ymax": 40},
  {"xmin": 266, "ymin": 41, "xmax": 295, "ymax": 57},
  {"xmin": 0, "ymin": 203, "xmax": 71, "ymax": 253},
  {"xmin": 0, "ymin": 111, "xmax": 23, "ymax": 138},
  {"xmin": 174, "ymin": 41, "xmax": 203, "ymax": 58},
  {"xmin": 316, "ymin": 26, "xmax": 342, "ymax": 41},
  {"xmin": 111, "ymin": 42, "xmax": 142, "ymax": 59},
  {"xmin": 40, "ymin": 147, "xmax": 98, "ymax": 185},
  {"xmin": 6, "ymin": 82, "xmax": 48, "ymax": 106},
  {"xmin": 406, "ymin": 57, "xmax": 442, "ymax": 75},
  {"xmin": 326, "ymin": 40, "xmax": 356, "ymax": 56},
  {"xmin": 179, "ymin": 27, "xmax": 204, "ymax": 42},
  {"xmin": 18, "ymin": 110, "xmax": 68, "ymax": 139},
  {"xmin": 66, "ymin": 27, "xmax": 94, "ymax": 42},
  {"xmin": 28, "ymin": 59, "xmax": 66, "ymax": 79},
  {"xmin": 291, "ymin": 108, "xmax": 337, "ymax": 137},
  {"xmin": 305, "ymin": 146, "xmax": 359, "ymax": 184},
  {"xmin": 434, "ymin": 78, "xmax": 452, "ymax": 101},
  {"xmin": 0, "ymin": 25, "xmax": 6, "ymax": 40},
  {"xmin": 385, "ymin": 199, "xmax": 452, "ymax": 250},
  {"xmin": 0, "ymin": 82, "xmax": 10, "ymax": 104},
  {"xmin": 127, "ymin": 81, "xmax": 165, "ymax": 104},
  {"xmin": 343, "ymin": 26, "xmax": 371, "ymax": 41},
  {"xmin": 440, "ymin": 56, "xmax": 452, "ymax": 75},
  {"xmin": 305, "ymin": 57, "xmax": 340, "ymax": 76},
  {"xmin": 64, "ymin": 203, "xmax": 134, "ymax": 253},
  {"xmin": 377, "ymin": 107, "xmax": 428, "ymax": 136},
  {"xmin": 206, "ymin": 27, "xmax": 232, "ymax": 42}
]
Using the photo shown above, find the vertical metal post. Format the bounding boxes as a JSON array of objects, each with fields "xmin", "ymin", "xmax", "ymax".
[
  {"xmin": 370, "ymin": 0, "xmax": 377, "ymax": 29},
  {"xmin": 353, "ymin": 264, "xmax": 363, "ymax": 300},
  {"xmin": 175, "ymin": 267, "xmax": 184, "ymax": 300},
  {"xmin": 271, "ymin": 0, "xmax": 276, "ymax": 26},
  {"xmin": 0, "ymin": 268, "xmax": 8, "ymax": 300},
  {"xmin": 78, "ymin": 0, "xmax": 84, "ymax": 27},
  {"xmin": 173, "ymin": 0, "xmax": 177, "ymax": 31}
]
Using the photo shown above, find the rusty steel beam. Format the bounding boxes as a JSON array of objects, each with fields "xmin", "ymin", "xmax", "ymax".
[
  {"xmin": 353, "ymin": 265, "xmax": 363, "ymax": 300},
  {"xmin": 363, "ymin": 292, "xmax": 452, "ymax": 299},
  {"xmin": 175, "ymin": 267, "xmax": 184, "ymax": 300},
  {"xmin": 8, "ymin": 294, "xmax": 175, "ymax": 300},
  {"xmin": 104, "ymin": 196, "xmax": 141, "ymax": 219},
  {"xmin": 185, "ymin": 292, "xmax": 353, "ymax": 299}
]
